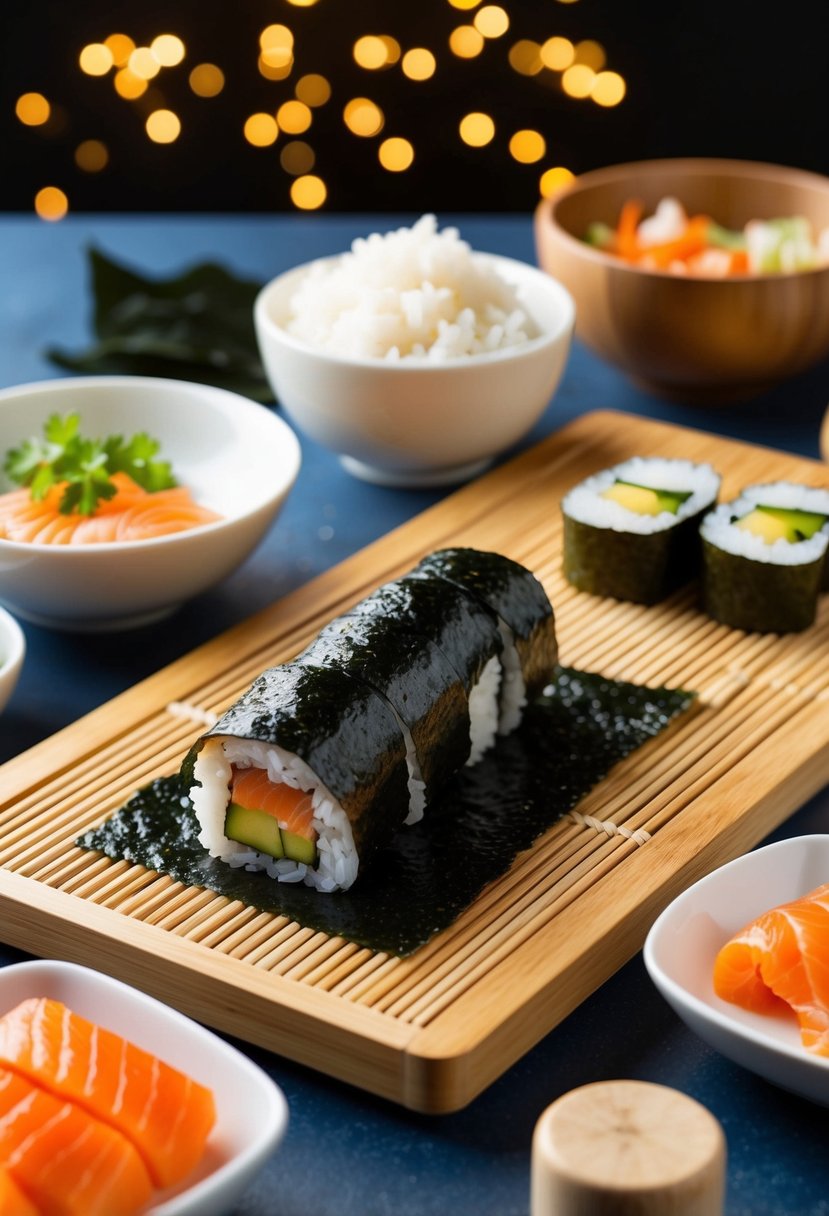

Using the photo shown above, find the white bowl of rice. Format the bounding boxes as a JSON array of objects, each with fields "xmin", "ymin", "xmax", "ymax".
[{"xmin": 254, "ymin": 215, "xmax": 575, "ymax": 487}]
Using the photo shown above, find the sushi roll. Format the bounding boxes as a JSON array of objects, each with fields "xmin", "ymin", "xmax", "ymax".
[
  {"xmin": 701, "ymin": 481, "xmax": 829, "ymax": 633},
  {"xmin": 562, "ymin": 457, "xmax": 721, "ymax": 605},
  {"xmin": 185, "ymin": 548, "xmax": 558, "ymax": 890}
]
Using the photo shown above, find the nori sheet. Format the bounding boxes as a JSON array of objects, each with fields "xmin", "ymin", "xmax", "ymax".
[{"xmin": 78, "ymin": 668, "xmax": 694, "ymax": 957}]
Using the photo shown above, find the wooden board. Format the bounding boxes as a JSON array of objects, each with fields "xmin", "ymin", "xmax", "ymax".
[{"xmin": 2, "ymin": 408, "xmax": 829, "ymax": 1114}]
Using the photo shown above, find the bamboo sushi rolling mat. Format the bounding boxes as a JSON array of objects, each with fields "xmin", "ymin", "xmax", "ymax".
[{"xmin": 2, "ymin": 408, "xmax": 829, "ymax": 1114}]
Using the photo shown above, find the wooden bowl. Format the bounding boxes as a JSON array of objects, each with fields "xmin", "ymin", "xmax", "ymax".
[{"xmin": 534, "ymin": 157, "xmax": 829, "ymax": 404}]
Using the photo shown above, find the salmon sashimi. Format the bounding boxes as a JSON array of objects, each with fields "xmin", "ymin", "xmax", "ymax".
[
  {"xmin": 0, "ymin": 998, "xmax": 216, "ymax": 1189},
  {"xmin": 0, "ymin": 472, "xmax": 220, "ymax": 545},
  {"xmin": 0, "ymin": 1067, "xmax": 153, "ymax": 1216},
  {"xmin": 713, "ymin": 882, "xmax": 829, "ymax": 1055},
  {"xmin": 0, "ymin": 1166, "xmax": 39, "ymax": 1216},
  {"xmin": 230, "ymin": 766, "xmax": 316, "ymax": 839}
]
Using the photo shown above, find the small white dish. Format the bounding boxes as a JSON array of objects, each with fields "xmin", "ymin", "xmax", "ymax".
[
  {"xmin": 254, "ymin": 250, "xmax": 574, "ymax": 487},
  {"xmin": 644, "ymin": 835, "xmax": 829, "ymax": 1106},
  {"xmin": 0, "ymin": 376, "xmax": 301, "ymax": 631},
  {"xmin": 0, "ymin": 960, "xmax": 289, "ymax": 1215},
  {"xmin": 0, "ymin": 605, "xmax": 25, "ymax": 713}
]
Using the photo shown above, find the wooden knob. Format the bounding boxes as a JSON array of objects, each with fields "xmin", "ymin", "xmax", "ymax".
[{"xmin": 531, "ymin": 1080, "xmax": 726, "ymax": 1216}]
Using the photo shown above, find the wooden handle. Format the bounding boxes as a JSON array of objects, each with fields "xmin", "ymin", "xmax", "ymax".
[{"xmin": 531, "ymin": 1080, "xmax": 726, "ymax": 1216}]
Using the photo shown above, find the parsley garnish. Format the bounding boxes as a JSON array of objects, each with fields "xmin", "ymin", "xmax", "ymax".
[{"xmin": 3, "ymin": 413, "xmax": 177, "ymax": 516}]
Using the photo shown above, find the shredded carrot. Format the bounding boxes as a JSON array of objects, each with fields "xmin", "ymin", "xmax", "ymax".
[
  {"xmin": 727, "ymin": 248, "xmax": 750, "ymax": 275},
  {"xmin": 615, "ymin": 198, "xmax": 644, "ymax": 260},
  {"xmin": 636, "ymin": 214, "xmax": 712, "ymax": 269}
]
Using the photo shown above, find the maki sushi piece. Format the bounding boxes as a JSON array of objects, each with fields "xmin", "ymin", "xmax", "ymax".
[
  {"xmin": 184, "ymin": 547, "xmax": 558, "ymax": 890},
  {"xmin": 701, "ymin": 481, "xmax": 829, "ymax": 633},
  {"xmin": 561, "ymin": 457, "xmax": 721, "ymax": 605}
]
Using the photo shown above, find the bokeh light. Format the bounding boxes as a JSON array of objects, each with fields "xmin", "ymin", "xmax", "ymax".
[
  {"xmin": 343, "ymin": 97, "xmax": 384, "ymax": 136},
  {"xmin": 459, "ymin": 111, "xmax": 495, "ymax": 146},
  {"xmin": 540, "ymin": 37, "xmax": 574, "ymax": 71},
  {"xmin": 378, "ymin": 137, "xmax": 414, "ymax": 171},
  {"xmin": 473, "ymin": 6, "xmax": 509, "ymax": 38},
  {"xmin": 145, "ymin": 109, "xmax": 181, "ymax": 143},
  {"xmin": 291, "ymin": 175, "xmax": 326, "ymax": 209},
  {"xmin": 189, "ymin": 63, "xmax": 224, "ymax": 97},
  {"xmin": 540, "ymin": 166, "xmax": 575, "ymax": 197},
  {"xmin": 34, "ymin": 186, "xmax": 68, "ymax": 221},
  {"xmin": 75, "ymin": 139, "xmax": 109, "ymax": 172},
  {"xmin": 592, "ymin": 71, "xmax": 625, "ymax": 107},
  {"xmin": 449, "ymin": 26, "xmax": 485, "ymax": 57},
  {"xmin": 448, "ymin": 0, "xmax": 482, "ymax": 8},
  {"xmin": 79, "ymin": 44, "xmax": 113, "ymax": 76},
  {"xmin": 380, "ymin": 36, "xmax": 402, "ymax": 64},
  {"xmin": 129, "ymin": 48, "xmax": 161, "ymax": 80},
  {"xmin": 296, "ymin": 74, "xmax": 331, "ymax": 106},
  {"xmin": 509, "ymin": 41, "xmax": 543, "ymax": 75},
  {"xmin": 258, "ymin": 54, "xmax": 293, "ymax": 80},
  {"xmin": 280, "ymin": 140, "xmax": 315, "ymax": 175},
  {"xmin": 562, "ymin": 63, "xmax": 595, "ymax": 98},
  {"xmin": 573, "ymin": 40, "xmax": 605, "ymax": 71},
  {"xmin": 150, "ymin": 34, "xmax": 185, "ymax": 67},
  {"xmin": 353, "ymin": 36, "xmax": 390, "ymax": 70},
  {"xmin": 244, "ymin": 113, "xmax": 278, "ymax": 147},
  {"xmin": 260, "ymin": 25, "xmax": 294, "ymax": 52},
  {"xmin": 103, "ymin": 34, "xmax": 135, "ymax": 67},
  {"xmin": 277, "ymin": 100, "xmax": 312, "ymax": 134},
  {"xmin": 15, "ymin": 93, "xmax": 50, "ymax": 126},
  {"xmin": 509, "ymin": 129, "xmax": 546, "ymax": 163},
  {"xmin": 113, "ymin": 69, "xmax": 148, "ymax": 99},
  {"xmin": 402, "ymin": 49, "xmax": 436, "ymax": 81}
]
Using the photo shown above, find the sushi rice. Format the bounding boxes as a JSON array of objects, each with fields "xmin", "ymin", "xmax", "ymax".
[
  {"xmin": 562, "ymin": 456, "xmax": 721, "ymax": 535},
  {"xmin": 700, "ymin": 483, "xmax": 829, "ymax": 565}
]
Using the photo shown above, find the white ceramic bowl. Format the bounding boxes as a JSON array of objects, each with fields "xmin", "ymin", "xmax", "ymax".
[
  {"xmin": 254, "ymin": 252, "xmax": 575, "ymax": 487},
  {"xmin": 0, "ymin": 604, "xmax": 25, "ymax": 713},
  {"xmin": 0, "ymin": 959, "xmax": 288, "ymax": 1216},
  {"xmin": 644, "ymin": 835, "xmax": 829, "ymax": 1106},
  {"xmin": 0, "ymin": 376, "xmax": 301, "ymax": 631}
]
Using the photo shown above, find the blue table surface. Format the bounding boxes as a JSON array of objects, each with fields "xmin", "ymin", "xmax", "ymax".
[{"xmin": 1, "ymin": 213, "xmax": 829, "ymax": 1216}]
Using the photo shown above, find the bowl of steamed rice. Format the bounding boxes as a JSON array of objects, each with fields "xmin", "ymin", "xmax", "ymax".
[{"xmin": 254, "ymin": 215, "xmax": 575, "ymax": 487}]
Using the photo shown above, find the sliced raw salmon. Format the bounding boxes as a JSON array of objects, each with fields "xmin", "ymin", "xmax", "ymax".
[
  {"xmin": 0, "ymin": 998, "xmax": 216, "ymax": 1188},
  {"xmin": 231, "ymin": 765, "xmax": 316, "ymax": 839},
  {"xmin": 713, "ymin": 882, "xmax": 829, "ymax": 1054},
  {"xmin": 0, "ymin": 1167, "xmax": 39, "ymax": 1216},
  {"xmin": 0, "ymin": 1067, "xmax": 153, "ymax": 1216},
  {"xmin": 0, "ymin": 472, "xmax": 220, "ymax": 545}
]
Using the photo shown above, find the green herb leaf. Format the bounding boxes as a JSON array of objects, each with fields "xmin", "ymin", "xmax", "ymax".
[{"xmin": 3, "ymin": 412, "xmax": 178, "ymax": 517}]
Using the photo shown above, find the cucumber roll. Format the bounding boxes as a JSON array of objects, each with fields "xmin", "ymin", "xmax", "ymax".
[
  {"xmin": 701, "ymin": 482, "xmax": 829, "ymax": 633},
  {"xmin": 186, "ymin": 663, "xmax": 411, "ymax": 892},
  {"xmin": 410, "ymin": 548, "xmax": 558, "ymax": 733},
  {"xmin": 562, "ymin": 457, "xmax": 721, "ymax": 605},
  {"xmin": 184, "ymin": 548, "xmax": 557, "ymax": 891}
]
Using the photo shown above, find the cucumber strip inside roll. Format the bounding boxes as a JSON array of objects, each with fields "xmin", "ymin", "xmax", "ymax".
[
  {"xmin": 562, "ymin": 457, "xmax": 721, "ymax": 605},
  {"xmin": 409, "ymin": 548, "xmax": 558, "ymax": 734}
]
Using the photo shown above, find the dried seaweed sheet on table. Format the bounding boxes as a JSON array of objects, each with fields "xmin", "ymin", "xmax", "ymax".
[{"xmin": 79, "ymin": 669, "xmax": 694, "ymax": 956}]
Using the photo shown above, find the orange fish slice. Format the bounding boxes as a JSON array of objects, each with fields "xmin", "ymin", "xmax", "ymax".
[
  {"xmin": 0, "ymin": 1067, "xmax": 153, "ymax": 1216},
  {"xmin": 0, "ymin": 1167, "xmax": 39, "ymax": 1216},
  {"xmin": 0, "ymin": 998, "xmax": 216, "ymax": 1189},
  {"xmin": 231, "ymin": 766, "xmax": 316, "ymax": 839},
  {"xmin": 713, "ymin": 882, "xmax": 829, "ymax": 1055}
]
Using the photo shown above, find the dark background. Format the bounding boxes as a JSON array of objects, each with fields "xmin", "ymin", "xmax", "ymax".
[{"xmin": 3, "ymin": 0, "xmax": 829, "ymax": 213}]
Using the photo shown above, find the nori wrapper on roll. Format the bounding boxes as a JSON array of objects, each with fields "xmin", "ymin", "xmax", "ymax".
[
  {"xmin": 701, "ymin": 539, "xmax": 824, "ymax": 634},
  {"xmin": 563, "ymin": 513, "xmax": 706, "ymax": 606},
  {"xmin": 342, "ymin": 574, "xmax": 503, "ymax": 692},
  {"xmin": 184, "ymin": 662, "xmax": 410, "ymax": 862},
  {"xmin": 410, "ymin": 548, "xmax": 558, "ymax": 700},
  {"xmin": 299, "ymin": 618, "xmax": 471, "ymax": 801}
]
